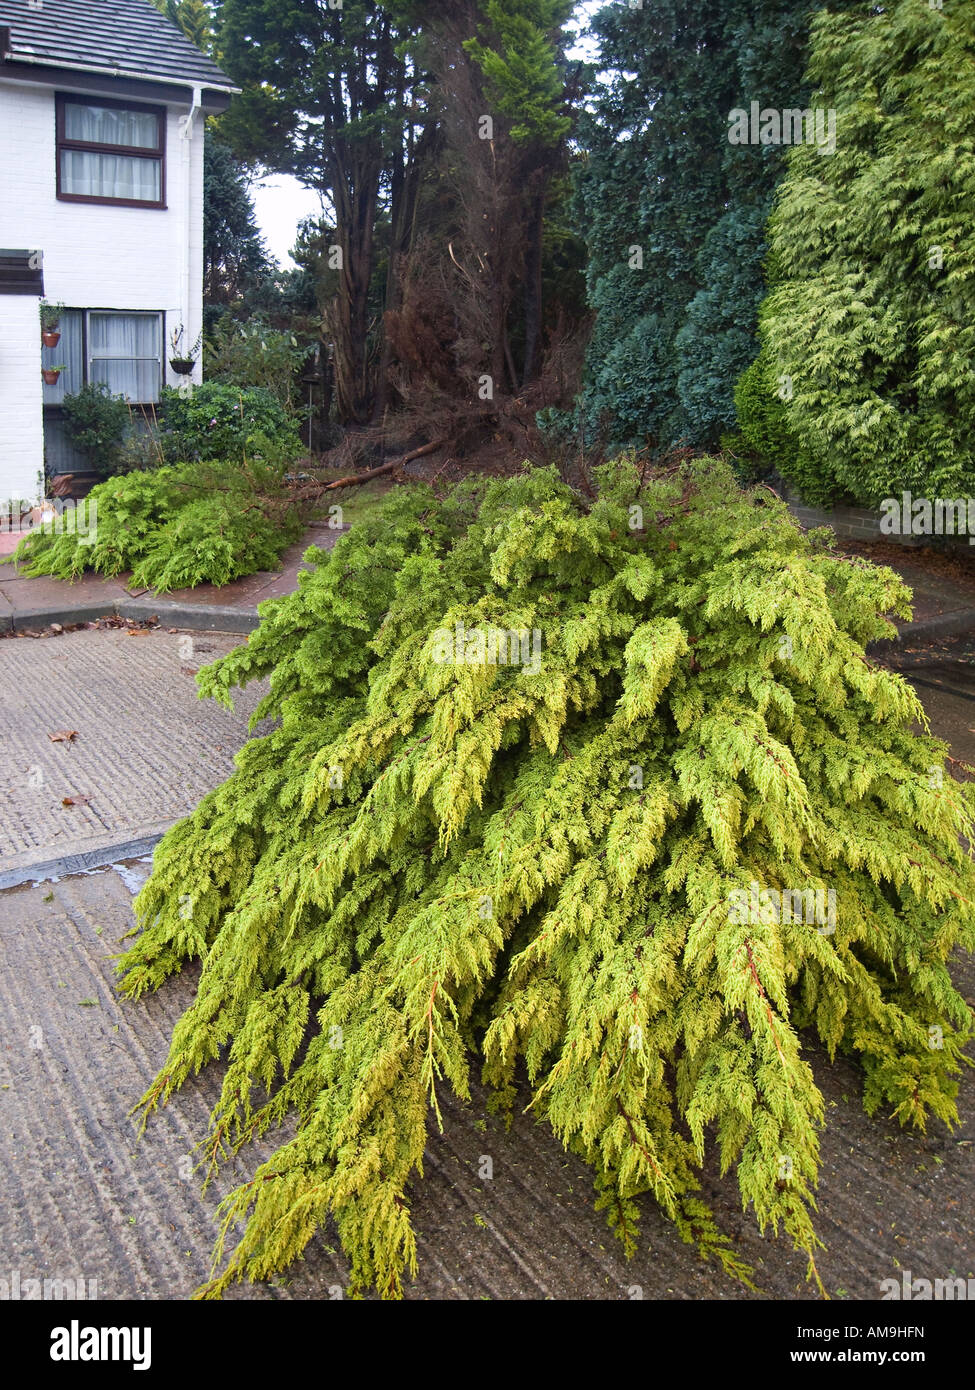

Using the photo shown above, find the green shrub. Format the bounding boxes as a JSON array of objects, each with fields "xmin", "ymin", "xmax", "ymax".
[
  {"xmin": 61, "ymin": 383, "xmax": 131, "ymax": 477},
  {"xmin": 160, "ymin": 382, "xmax": 301, "ymax": 463},
  {"xmin": 11, "ymin": 459, "xmax": 306, "ymax": 592},
  {"xmin": 203, "ymin": 317, "xmax": 307, "ymax": 413},
  {"xmin": 731, "ymin": 351, "xmax": 847, "ymax": 507},
  {"xmin": 117, "ymin": 459, "xmax": 975, "ymax": 1300},
  {"xmin": 755, "ymin": 0, "xmax": 975, "ymax": 506}
]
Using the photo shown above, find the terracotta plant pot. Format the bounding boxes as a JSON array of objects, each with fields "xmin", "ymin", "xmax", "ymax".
[
  {"xmin": 42, "ymin": 369, "xmax": 61, "ymax": 385},
  {"xmin": 50, "ymin": 472, "xmax": 99, "ymax": 500},
  {"xmin": 169, "ymin": 357, "xmax": 196, "ymax": 376},
  {"xmin": 42, "ymin": 329, "xmax": 61, "ymax": 348}
]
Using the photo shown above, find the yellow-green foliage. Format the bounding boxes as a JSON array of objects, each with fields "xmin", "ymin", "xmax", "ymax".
[
  {"xmin": 118, "ymin": 459, "xmax": 975, "ymax": 1298},
  {"xmin": 10, "ymin": 460, "xmax": 305, "ymax": 593},
  {"xmin": 756, "ymin": 0, "xmax": 975, "ymax": 505}
]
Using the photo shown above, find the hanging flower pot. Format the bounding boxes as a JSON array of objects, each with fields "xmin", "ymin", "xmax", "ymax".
[
  {"xmin": 168, "ymin": 325, "xmax": 202, "ymax": 379},
  {"xmin": 39, "ymin": 299, "xmax": 65, "ymax": 338},
  {"xmin": 42, "ymin": 329, "xmax": 61, "ymax": 348},
  {"xmin": 42, "ymin": 366, "xmax": 64, "ymax": 386}
]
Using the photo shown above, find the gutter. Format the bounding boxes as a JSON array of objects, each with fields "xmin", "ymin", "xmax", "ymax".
[
  {"xmin": 180, "ymin": 83, "xmax": 203, "ymax": 139},
  {"xmin": 0, "ymin": 49, "xmax": 240, "ymax": 96},
  {"xmin": 178, "ymin": 86, "xmax": 203, "ymax": 392}
]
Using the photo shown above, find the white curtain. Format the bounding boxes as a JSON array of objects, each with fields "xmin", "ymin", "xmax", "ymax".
[
  {"xmin": 62, "ymin": 102, "xmax": 161, "ymax": 201},
  {"xmin": 64, "ymin": 103, "xmax": 158, "ymax": 149},
  {"xmin": 41, "ymin": 310, "xmax": 83, "ymax": 403},
  {"xmin": 89, "ymin": 314, "xmax": 162, "ymax": 403},
  {"xmin": 61, "ymin": 150, "xmax": 161, "ymax": 201}
]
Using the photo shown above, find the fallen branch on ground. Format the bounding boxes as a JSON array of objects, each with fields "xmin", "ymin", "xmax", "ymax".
[{"xmin": 316, "ymin": 439, "xmax": 449, "ymax": 492}]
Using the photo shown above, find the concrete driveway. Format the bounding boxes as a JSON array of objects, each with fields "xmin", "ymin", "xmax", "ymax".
[{"xmin": 0, "ymin": 625, "xmax": 972, "ymax": 1301}]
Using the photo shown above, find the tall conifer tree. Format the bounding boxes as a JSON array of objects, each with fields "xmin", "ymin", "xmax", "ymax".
[
  {"xmin": 152, "ymin": 0, "xmax": 214, "ymax": 51},
  {"xmin": 574, "ymin": 0, "xmax": 855, "ymax": 453}
]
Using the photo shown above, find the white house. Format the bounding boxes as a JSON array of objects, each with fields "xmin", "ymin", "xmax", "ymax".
[{"xmin": 0, "ymin": 0, "xmax": 236, "ymax": 503}]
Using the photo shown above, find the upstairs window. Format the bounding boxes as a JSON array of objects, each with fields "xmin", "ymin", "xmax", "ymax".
[{"xmin": 56, "ymin": 95, "xmax": 165, "ymax": 207}]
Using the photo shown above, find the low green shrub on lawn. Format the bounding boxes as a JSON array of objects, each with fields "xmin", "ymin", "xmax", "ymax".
[
  {"xmin": 311, "ymin": 473, "xmax": 394, "ymax": 529},
  {"xmin": 10, "ymin": 460, "xmax": 307, "ymax": 592}
]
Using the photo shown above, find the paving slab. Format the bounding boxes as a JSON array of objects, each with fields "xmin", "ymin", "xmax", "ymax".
[
  {"xmin": 0, "ymin": 569, "xmax": 128, "ymax": 604},
  {"xmin": 0, "ymin": 523, "xmax": 347, "ymax": 635},
  {"xmin": 0, "ymin": 628, "xmax": 264, "ymax": 878},
  {"xmin": 0, "ymin": 571, "xmax": 127, "ymax": 632}
]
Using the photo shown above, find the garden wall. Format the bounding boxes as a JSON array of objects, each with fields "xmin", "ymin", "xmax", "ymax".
[{"xmin": 787, "ymin": 496, "xmax": 975, "ymax": 555}]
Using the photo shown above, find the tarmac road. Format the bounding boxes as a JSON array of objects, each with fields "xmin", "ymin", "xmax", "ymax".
[{"xmin": 882, "ymin": 632, "xmax": 975, "ymax": 770}]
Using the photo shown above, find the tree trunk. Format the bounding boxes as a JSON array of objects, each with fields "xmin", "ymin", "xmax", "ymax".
[
  {"xmin": 327, "ymin": 148, "xmax": 381, "ymax": 425},
  {"xmin": 523, "ymin": 188, "xmax": 546, "ymax": 385}
]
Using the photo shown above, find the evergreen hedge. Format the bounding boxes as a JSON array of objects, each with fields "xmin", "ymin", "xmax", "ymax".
[{"xmin": 754, "ymin": 0, "xmax": 975, "ymax": 506}]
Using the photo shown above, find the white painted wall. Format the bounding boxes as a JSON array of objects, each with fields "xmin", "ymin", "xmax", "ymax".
[
  {"xmin": 0, "ymin": 74, "xmax": 205, "ymax": 503},
  {"xmin": 0, "ymin": 292, "xmax": 44, "ymax": 502}
]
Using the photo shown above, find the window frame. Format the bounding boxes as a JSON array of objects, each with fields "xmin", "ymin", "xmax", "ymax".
[
  {"xmin": 42, "ymin": 309, "xmax": 165, "ymax": 407},
  {"xmin": 55, "ymin": 93, "xmax": 167, "ymax": 209}
]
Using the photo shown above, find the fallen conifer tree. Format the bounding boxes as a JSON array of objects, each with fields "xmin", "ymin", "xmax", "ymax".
[
  {"xmin": 7, "ymin": 459, "xmax": 307, "ymax": 593},
  {"xmin": 118, "ymin": 458, "xmax": 975, "ymax": 1298}
]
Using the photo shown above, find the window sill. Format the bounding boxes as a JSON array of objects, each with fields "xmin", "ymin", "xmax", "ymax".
[{"xmin": 56, "ymin": 194, "xmax": 168, "ymax": 210}]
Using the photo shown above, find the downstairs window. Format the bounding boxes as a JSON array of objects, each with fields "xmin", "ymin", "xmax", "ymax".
[{"xmin": 42, "ymin": 310, "xmax": 163, "ymax": 405}]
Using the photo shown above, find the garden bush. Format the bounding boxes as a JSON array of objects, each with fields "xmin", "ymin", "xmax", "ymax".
[
  {"xmin": 203, "ymin": 316, "xmax": 307, "ymax": 413},
  {"xmin": 10, "ymin": 458, "xmax": 306, "ymax": 592},
  {"xmin": 116, "ymin": 458, "xmax": 975, "ymax": 1299},
  {"xmin": 754, "ymin": 0, "xmax": 975, "ymax": 507},
  {"xmin": 61, "ymin": 382, "xmax": 130, "ymax": 477},
  {"xmin": 160, "ymin": 382, "xmax": 301, "ymax": 464}
]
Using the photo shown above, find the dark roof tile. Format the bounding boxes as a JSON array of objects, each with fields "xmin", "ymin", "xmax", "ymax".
[{"xmin": 0, "ymin": 0, "xmax": 234, "ymax": 91}]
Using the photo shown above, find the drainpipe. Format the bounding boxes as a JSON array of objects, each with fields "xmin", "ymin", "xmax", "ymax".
[{"xmin": 178, "ymin": 87, "xmax": 202, "ymax": 386}]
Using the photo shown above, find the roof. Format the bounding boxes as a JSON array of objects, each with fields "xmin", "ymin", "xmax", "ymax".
[{"xmin": 0, "ymin": 0, "xmax": 235, "ymax": 93}]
